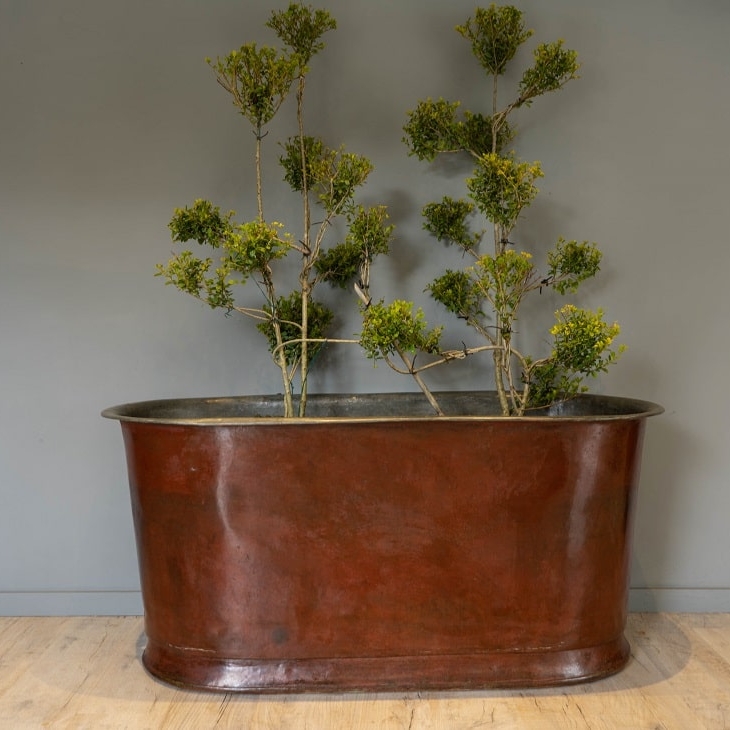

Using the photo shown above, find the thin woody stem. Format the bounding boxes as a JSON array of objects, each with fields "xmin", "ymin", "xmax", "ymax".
[
  {"xmin": 255, "ymin": 127, "xmax": 264, "ymax": 221},
  {"xmin": 269, "ymin": 337, "xmax": 360, "ymax": 361},
  {"xmin": 296, "ymin": 71, "xmax": 311, "ymax": 418},
  {"xmin": 394, "ymin": 346, "xmax": 444, "ymax": 416}
]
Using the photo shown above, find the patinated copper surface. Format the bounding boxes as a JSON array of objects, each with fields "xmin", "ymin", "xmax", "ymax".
[{"xmin": 104, "ymin": 392, "xmax": 662, "ymax": 692}]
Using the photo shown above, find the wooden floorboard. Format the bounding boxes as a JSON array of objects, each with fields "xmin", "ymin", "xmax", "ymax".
[{"xmin": 0, "ymin": 614, "xmax": 729, "ymax": 729}]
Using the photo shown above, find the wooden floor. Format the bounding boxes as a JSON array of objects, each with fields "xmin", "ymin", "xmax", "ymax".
[{"xmin": 1, "ymin": 614, "xmax": 729, "ymax": 729}]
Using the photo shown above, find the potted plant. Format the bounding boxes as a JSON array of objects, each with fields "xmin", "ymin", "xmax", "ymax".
[{"xmin": 103, "ymin": 3, "xmax": 662, "ymax": 693}]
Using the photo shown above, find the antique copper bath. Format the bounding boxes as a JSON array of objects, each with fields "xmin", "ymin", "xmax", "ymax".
[{"xmin": 103, "ymin": 391, "xmax": 662, "ymax": 692}]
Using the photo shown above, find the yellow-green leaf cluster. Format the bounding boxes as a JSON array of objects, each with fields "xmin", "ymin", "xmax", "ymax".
[
  {"xmin": 159, "ymin": 201, "xmax": 291, "ymax": 312},
  {"xmin": 279, "ymin": 137, "xmax": 373, "ymax": 215},
  {"xmin": 473, "ymin": 249, "xmax": 534, "ymax": 317},
  {"xmin": 208, "ymin": 45, "xmax": 297, "ymax": 129},
  {"xmin": 266, "ymin": 4, "xmax": 336, "ymax": 66},
  {"xmin": 456, "ymin": 4, "xmax": 532, "ymax": 76},
  {"xmin": 467, "ymin": 153, "xmax": 543, "ymax": 231},
  {"xmin": 360, "ymin": 301, "xmax": 442, "ymax": 361},
  {"xmin": 550, "ymin": 305, "xmax": 624, "ymax": 375}
]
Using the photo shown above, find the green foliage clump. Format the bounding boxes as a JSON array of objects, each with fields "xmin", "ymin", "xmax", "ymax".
[
  {"xmin": 403, "ymin": 101, "xmax": 512, "ymax": 161},
  {"xmin": 526, "ymin": 306, "xmax": 624, "ymax": 407},
  {"xmin": 546, "ymin": 238, "xmax": 602, "ymax": 294},
  {"xmin": 167, "ymin": 199, "xmax": 232, "ymax": 248},
  {"xmin": 427, "ymin": 270, "xmax": 482, "ymax": 320},
  {"xmin": 257, "ymin": 292, "xmax": 333, "ymax": 365},
  {"xmin": 315, "ymin": 205, "xmax": 393, "ymax": 292},
  {"xmin": 473, "ymin": 250, "xmax": 535, "ymax": 327},
  {"xmin": 207, "ymin": 45, "xmax": 297, "ymax": 131},
  {"xmin": 360, "ymin": 300, "xmax": 442, "ymax": 362},
  {"xmin": 467, "ymin": 154, "xmax": 543, "ymax": 230},
  {"xmin": 279, "ymin": 137, "xmax": 374, "ymax": 215},
  {"xmin": 266, "ymin": 3, "xmax": 337, "ymax": 64},
  {"xmin": 158, "ymin": 201, "xmax": 290, "ymax": 308},
  {"xmin": 455, "ymin": 5, "xmax": 532, "ymax": 75},
  {"xmin": 422, "ymin": 197, "xmax": 479, "ymax": 250},
  {"xmin": 549, "ymin": 305, "xmax": 623, "ymax": 375},
  {"xmin": 518, "ymin": 41, "xmax": 580, "ymax": 105}
]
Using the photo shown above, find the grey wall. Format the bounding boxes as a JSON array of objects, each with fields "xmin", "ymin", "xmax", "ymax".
[{"xmin": 1, "ymin": 0, "xmax": 728, "ymax": 615}]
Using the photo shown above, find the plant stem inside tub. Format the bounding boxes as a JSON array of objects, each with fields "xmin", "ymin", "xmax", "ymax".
[
  {"xmin": 380, "ymin": 3, "xmax": 625, "ymax": 415},
  {"xmin": 157, "ymin": 4, "xmax": 393, "ymax": 417}
]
